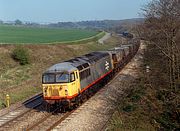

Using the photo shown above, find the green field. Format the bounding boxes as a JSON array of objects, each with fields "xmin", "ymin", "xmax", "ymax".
[{"xmin": 0, "ymin": 25, "xmax": 99, "ymax": 44}]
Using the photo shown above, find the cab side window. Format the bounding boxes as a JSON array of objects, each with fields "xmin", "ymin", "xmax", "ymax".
[
  {"xmin": 70, "ymin": 72, "xmax": 75, "ymax": 82},
  {"xmin": 76, "ymin": 72, "xmax": 78, "ymax": 79}
]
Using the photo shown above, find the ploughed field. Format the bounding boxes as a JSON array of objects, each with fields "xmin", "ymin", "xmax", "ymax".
[{"xmin": 0, "ymin": 25, "xmax": 99, "ymax": 44}]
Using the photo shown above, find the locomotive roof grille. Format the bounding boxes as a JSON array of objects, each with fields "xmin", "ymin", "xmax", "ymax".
[
  {"xmin": 82, "ymin": 52, "xmax": 109, "ymax": 63},
  {"xmin": 65, "ymin": 55, "xmax": 90, "ymax": 68},
  {"xmin": 76, "ymin": 63, "xmax": 89, "ymax": 71},
  {"xmin": 77, "ymin": 65, "xmax": 83, "ymax": 70},
  {"xmin": 82, "ymin": 63, "xmax": 89, "ymax": 68},
  {"xmin": 65, "ymin": 58, "xmax": 80, "ymax": 63}
]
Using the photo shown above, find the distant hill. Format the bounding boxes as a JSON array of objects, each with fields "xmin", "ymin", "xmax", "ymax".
[
  {"xmin": 47, "ymin": 18, "xmax": 144, "ymax": 31},
  {"xmin": 1, "ymin": 18, "xmax": 144, "ymax": 33}
]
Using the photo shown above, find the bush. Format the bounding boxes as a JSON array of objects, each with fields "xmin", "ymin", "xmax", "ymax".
[
  {"xmin": 123, "ymin": 104, "xmax": 136, "ymax": 112},
  {"xmin": 131, "ymin": 94, "xmax": 141, "ymax": 102},
  {"xmin": 12, "ymin": 46, "xmax": 30, "ymax": 65}
]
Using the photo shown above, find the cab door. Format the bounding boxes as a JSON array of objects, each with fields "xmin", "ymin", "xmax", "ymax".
[
  {"xmin": 70, "ymin": 71, "xmax": 80, "ymax": 96},
  {"xmin": 75, "ymin": 70, "xmax": 80, "ymax": 94}
]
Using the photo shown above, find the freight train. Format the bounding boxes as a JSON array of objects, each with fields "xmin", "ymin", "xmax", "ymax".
[{"xmin": 42, "ymin": 38, "xmax": 140, "ymax": 109}]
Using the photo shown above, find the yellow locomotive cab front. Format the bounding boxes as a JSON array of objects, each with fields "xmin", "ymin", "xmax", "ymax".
[{"xmin": 42, "ymin": 70, "xmax": 80, "ymax": 103}]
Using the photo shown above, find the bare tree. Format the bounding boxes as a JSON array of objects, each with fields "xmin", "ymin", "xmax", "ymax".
[{"xmin": 139, "ymin": 0, "xmax": 180, "ymax": 90}]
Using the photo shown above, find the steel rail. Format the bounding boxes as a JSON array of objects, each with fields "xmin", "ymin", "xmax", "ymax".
[{"xmin": 0, "ymin": 93, "xmax": 43, "ymax": 128}]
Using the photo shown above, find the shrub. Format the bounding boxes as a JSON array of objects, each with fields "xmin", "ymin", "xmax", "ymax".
[
  {"xmin": 12, "ymin": 46, "xmax": 30, "ymax": 65},
  {"xmin": 131, "ymin": 94, "xmax": 141, "ymax": 102},
  {"xmin": 123, "ymin": 104, "xmax": 136, "ymax": 112}
]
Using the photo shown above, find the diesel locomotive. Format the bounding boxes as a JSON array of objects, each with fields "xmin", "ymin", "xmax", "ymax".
[{"xmin": 42, "ymin": 38, "xmax": 140, "ymax": 109}]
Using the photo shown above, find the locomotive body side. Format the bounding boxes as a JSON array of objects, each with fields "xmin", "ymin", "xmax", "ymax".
[{"xmin": 78, "ymin": 52, "xmax": 113, "ymax": 91}]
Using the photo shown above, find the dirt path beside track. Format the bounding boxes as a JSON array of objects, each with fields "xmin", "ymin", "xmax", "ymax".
[{"xmin": 52, "ymin": 43, "xmax": 145, "ymax": 131}]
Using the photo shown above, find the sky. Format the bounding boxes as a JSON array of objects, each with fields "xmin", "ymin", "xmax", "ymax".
[{"xmin": 0, "ymin": 0, "xmax": 150, "ymax": 23}]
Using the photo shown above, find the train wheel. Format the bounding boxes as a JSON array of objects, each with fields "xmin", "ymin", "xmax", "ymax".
[
  {"xmin": 47, "ymin": 104, "xmax": 53, "ymax": 112},
  {"xmin": 75, "ymin": 97, "xmax": 79, "ymax": 106},
  {"xmin": 75, "ymin": 95, "xmax": 82, "ymax": 107},
  {"xmin": 86, "ymin": 89, "xmax": 91, "ymax": 99},
  {"xmin": 60, "ymin": 106, "xmax": 66, "ymax": 113},
  {"xmin": 67, "ymin": 103, "xmax": 74, "ymax": 111},
  {"xmin": 88, "ymin": 88, "xmax": 93, "ymax": 97},
  {"xmin": 83, "ymin": 91, "xmax": 88, "ymax": 101}
]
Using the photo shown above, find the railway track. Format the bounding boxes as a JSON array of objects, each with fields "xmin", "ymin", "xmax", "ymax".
[
  {"xmin": 0, "ymin": 92, "xmax": 75, "ymax": 131},
  {"xmin": 25, "ymin": 109, "xmax": 74, "ymax": 131},
  {"xmin": 0, "ymin": 93, "xmax": 43, "ymax": 130}
]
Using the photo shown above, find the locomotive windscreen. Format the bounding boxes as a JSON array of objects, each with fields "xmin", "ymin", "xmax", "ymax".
[{"xmin": 43, "ymin": 73, "xmax": 69, "ymax": 83}]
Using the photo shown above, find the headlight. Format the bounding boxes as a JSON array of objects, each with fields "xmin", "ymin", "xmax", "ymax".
[
  {"xmin": 43, "ymin": 86, "xmax": 48, "ymax": 96},
  {"xmin": 44, "ymin": 86, "xmax": 48, "ymax": 91},
  {"xmin": 65, "ymin": 89, "xmax": 68, "ymax": 96}
]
